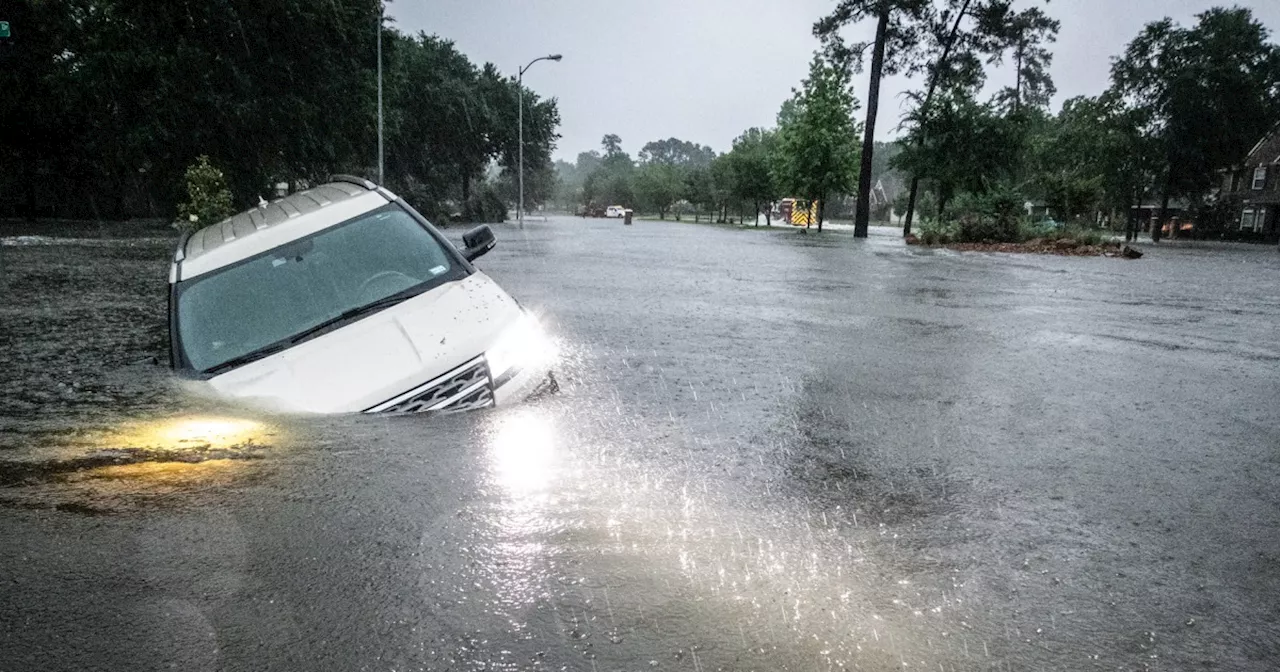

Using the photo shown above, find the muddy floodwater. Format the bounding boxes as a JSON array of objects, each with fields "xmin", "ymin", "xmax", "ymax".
[{"xmin": 2, "ymin": 218, "xmax": 1279, "ymax": 671}]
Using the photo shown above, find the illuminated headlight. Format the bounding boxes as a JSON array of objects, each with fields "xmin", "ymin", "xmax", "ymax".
[{"xmin": 486, "ymin": 313, "xmax": 556, "ymax": 386}]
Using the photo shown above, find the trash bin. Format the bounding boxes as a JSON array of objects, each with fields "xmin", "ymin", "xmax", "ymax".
[{"xmin": 624, "ymin": 209, "xmax": 633, "ymax": 226}]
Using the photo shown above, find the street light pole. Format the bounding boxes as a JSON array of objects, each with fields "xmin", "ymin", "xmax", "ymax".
[
  {"xmin": 377, "ymin": 4, "xmax": 384, "ymax": 186},
  {"xmin": 518, "ymin": 71, "xmax": 523, "ymax": 228},
  {"xmin": 517, "ymin": 54, "xmax": 561, "ymax": 229}
]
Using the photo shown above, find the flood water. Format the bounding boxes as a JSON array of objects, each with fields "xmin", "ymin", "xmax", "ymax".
[{"xmin": 2, "ymin": 219, "xmax": 1279, "ymax": 671}]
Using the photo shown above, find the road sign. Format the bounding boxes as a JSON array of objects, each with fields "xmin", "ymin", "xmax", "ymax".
[{"xmin": 0, "ymin": 22, "xmax": 10, "ymax": 39}]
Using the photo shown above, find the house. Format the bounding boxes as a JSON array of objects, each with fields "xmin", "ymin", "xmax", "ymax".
[{"xmin": 1221, "ymin": 126, "xmax": 1280, "ymax": 243}]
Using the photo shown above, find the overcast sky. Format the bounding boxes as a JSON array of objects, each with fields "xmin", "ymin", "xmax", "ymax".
[{"xmin": 388, "ymin": 0, "xmax": 1280, "ymax": 163}]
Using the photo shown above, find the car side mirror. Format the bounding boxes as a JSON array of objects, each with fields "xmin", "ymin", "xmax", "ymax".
[{"xmin": 461, "ymin": 225, "xmax": 496, "ymax": 262}]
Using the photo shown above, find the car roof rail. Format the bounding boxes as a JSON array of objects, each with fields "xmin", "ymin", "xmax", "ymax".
[
  {"xmin": 173, "ymin": 229, "xmax": 193, "ymax": 262},
  {"xmin": 328, "ymin": 174, "xmax": 378, "ymax": 190}
]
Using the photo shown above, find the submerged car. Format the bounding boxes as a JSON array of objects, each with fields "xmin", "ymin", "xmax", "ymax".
[{"xmin": 168, "ymin": 175, "xmax": 556, "ymax": 415}]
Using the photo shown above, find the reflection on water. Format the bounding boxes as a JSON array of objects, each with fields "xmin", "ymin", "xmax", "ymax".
[
  {"xmin": 479, "ymin": 407, "xmax": 569, "ymax": 622},
  {"xmin": 107, "ymin": 416, "xmax": 272, "ymax": 451},
  {"xmin": 0, "ymin": 410, "xmax": 287, "ymax": 514},
  {"xmin": 486, "ymin": 408, "xmax": 558, "ymax": 498}
]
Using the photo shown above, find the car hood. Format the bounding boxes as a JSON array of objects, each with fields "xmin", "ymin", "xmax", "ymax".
[{"xmin": 201, "ymin": 272, "xmax": 522, "ymax": 414}]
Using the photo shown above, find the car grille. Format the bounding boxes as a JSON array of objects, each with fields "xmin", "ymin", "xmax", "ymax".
[{"xmin": 366, "ymin": 357, "xmax": 493, "ymax": 415}]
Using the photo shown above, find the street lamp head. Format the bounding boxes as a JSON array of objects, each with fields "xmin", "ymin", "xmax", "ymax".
[{"xmin": 548, "ymin": 54, "xmax": 563, "ymax": 61}]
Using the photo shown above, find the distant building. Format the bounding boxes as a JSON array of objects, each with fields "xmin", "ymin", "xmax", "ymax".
[{"xmin": 1220, "ymin": 126, "xmax": 1280, "ymax": 243}]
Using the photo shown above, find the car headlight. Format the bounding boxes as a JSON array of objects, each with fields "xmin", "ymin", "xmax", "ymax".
[{"xmin": 486, "ymin": 313, "xmax": 556, "ymax": 385}]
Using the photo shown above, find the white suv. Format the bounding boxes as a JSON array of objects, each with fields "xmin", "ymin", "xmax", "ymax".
[{"xmin": 168, "ymin": 176, "xmax": 555, "ymax": 414}]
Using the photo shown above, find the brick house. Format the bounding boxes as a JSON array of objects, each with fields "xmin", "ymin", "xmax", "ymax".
[{"xmin": 1221, "ymin": 126, "xmax": 1280, "ymax": 243}]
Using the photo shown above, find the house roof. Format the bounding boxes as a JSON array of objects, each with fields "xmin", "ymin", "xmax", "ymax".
[{"xmin": 1243, "ymin": 124, "xmax": 1280, "ymax": 167}]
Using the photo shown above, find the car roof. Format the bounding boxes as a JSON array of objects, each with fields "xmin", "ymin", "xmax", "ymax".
[{"xmin": 174, "ymin": 181, "xmax": 389, "ymax": 281}]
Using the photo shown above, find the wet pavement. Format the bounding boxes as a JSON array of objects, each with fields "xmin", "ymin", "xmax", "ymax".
[{"xmin": 2, "ymin": 217, "xmax": 1279, "ymax": 671}]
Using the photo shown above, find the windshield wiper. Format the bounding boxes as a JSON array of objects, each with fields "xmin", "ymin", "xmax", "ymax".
[
  {"xmin": 203, "ymin": 342, "xmax": 292, "ymax": 376},
  {"xmin": 286, "ymin": 291, "xmax": 422, "ymax": 345}
]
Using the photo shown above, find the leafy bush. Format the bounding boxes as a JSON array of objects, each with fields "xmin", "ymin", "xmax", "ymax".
[
  {"xmin": 1061, "ymin": 225, "xmax": 1106, "ymax": 246},
  {"xmin": 917, "ymin": 219, "xmax": 958, "ymax": 245},
  {"xmin": 175, "ymin": 156, "xmax": 234, "ymax": 232},
  {"xmin": 950, "ymin": 186, "xmax": 1023, "ymax": 243},
  {"xmin": 1020, "ymin": 218, "xmax": 1061, "ymax": 240}
]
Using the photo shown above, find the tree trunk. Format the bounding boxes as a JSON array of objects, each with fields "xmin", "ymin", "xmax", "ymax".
[
  {"xmin": 855, "ymin": 5, "xmax": 890, "ymax": 239},
  {"xmin": 1129, "ymin": 186, "xmax": 1145, "ymax": 242},
  {"xmin": 817, "ymin": 196, "xmax": 825, "ymax": 233},
  {"xmin": 904, "ymin": 176, "xmax": 922, "ymax": 236},
  {"xmin": 766, "ymin": 202, "xmax": 773, "ymax": 226},
  {"xmin": 1014, "ymin": 42, "xmax": 1023, "ymax": 114},
  {"xmin": 754, "ymin": 200, "xmax": 760, "ymax": 226},
  {"xmin": 902, "ymin": 0, "xmax": 973, "ymax": 238}
]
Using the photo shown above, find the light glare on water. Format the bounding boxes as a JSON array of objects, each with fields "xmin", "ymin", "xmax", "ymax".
[{"xmin": 487, "ymin": 408, "xmax": 558, "ymax": 497}]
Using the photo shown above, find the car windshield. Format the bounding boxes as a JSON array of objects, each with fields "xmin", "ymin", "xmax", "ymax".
[{"xmin": 175, "ymin": 204, "xmax": 462, "ymax": 373}]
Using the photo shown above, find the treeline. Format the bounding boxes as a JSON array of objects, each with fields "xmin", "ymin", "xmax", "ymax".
[
  {"xmin": 0, "ymin": 1, "xmax": 559, "ymax": 224},
  {"xmin": 553, "ymin": 55, "xmax": 866, "ymax": 231}
]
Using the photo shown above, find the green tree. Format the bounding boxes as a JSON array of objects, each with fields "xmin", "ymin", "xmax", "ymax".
[
  {"xmin": 981, "ymin": 5, "xmax": 1060, "ymax": 113},
  {"xmin": 683, "ymin": 165, "xmax": 716, "ymax": 222},
  {"xmin": 384, "ymin": 32, "xmax": 487, "ymax": 216},
  {"xmin": 891, "ymin": 0, "xmax": 1058, "ymax": 236},
  {"xmin": 1109, "ymin": 7, "xmax": 1280, "ymax": 240},
  {"xmin": 1027, "ymin": 94, "xmax": 1157, "ymax": 229},
  {"xmin": 584, "ymin": 134, "xmax": 635, "ymax": 207},
  {"xmin": 634, "ymin": 163, "xmax": 683, "ymax": 218},
  {"xmin": 633, "ymin": 137, "xmax": 716, "ymax": 218},
  {"xmin": 553, "ymin": 150, "xmax": 606, "ymax": 209},
  {"xmin": 724, "ymin": 128, "xmax": 781, "ymax": 225},
  {"xmin": 776, "ymin": 54, "xmax": 862, "ymax": 232},
  {"xmin": 710, "ymin": 154, "xmax": 736, "ymax": 223},
  {"xmin": 601, "ymin": 134, "xmax": 625, "ymax": 158},
  {"xmin": 892, "ymin": 89, "xmax": 1021, "ymax": 219}
]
